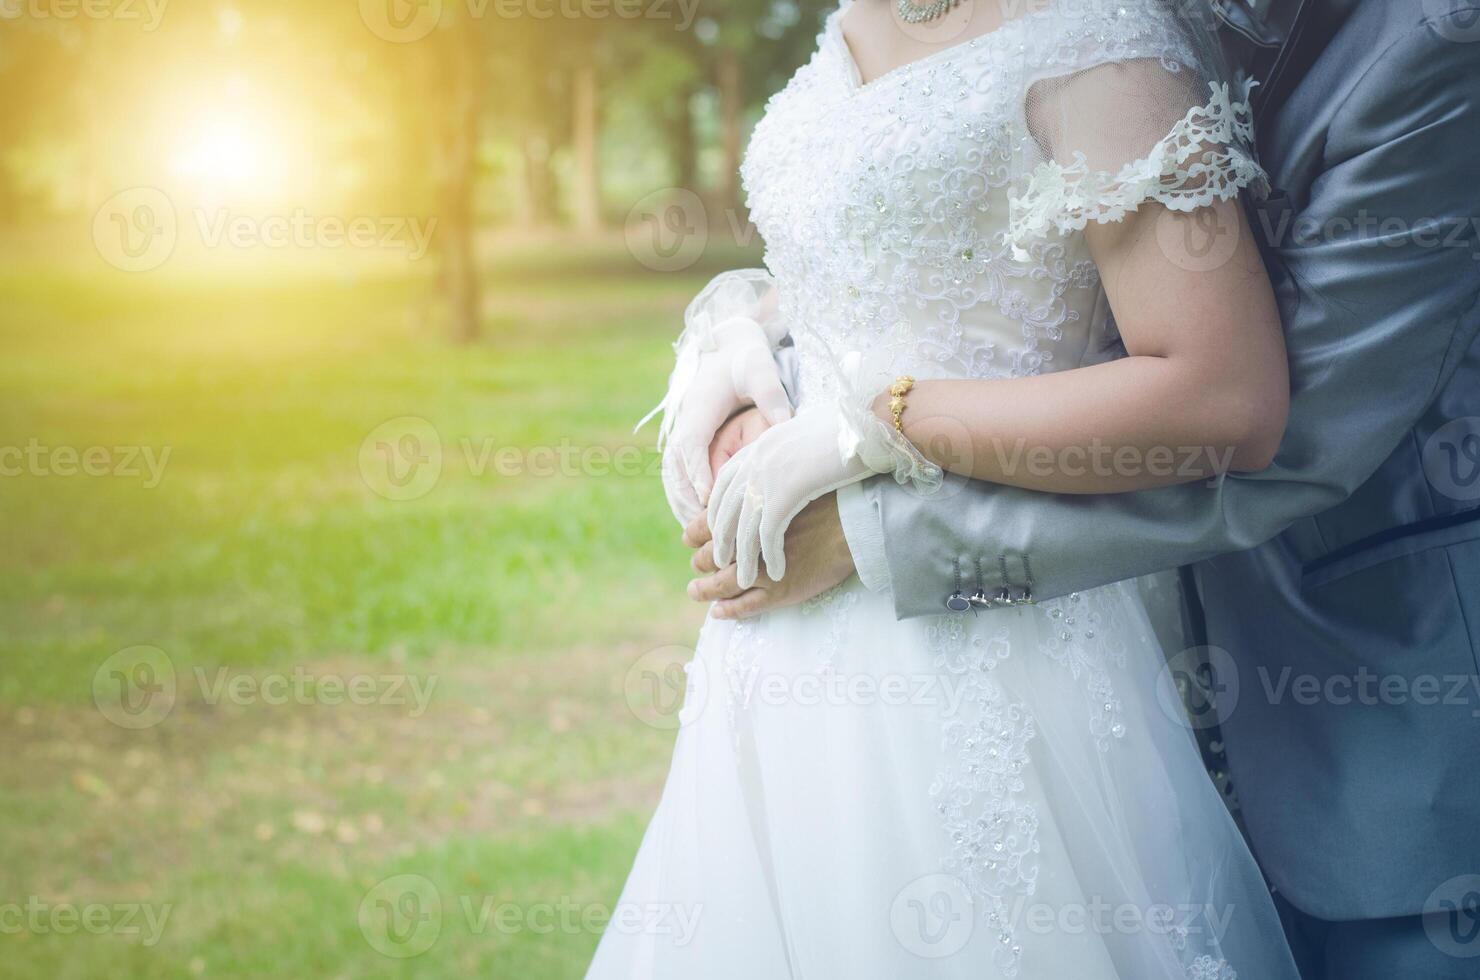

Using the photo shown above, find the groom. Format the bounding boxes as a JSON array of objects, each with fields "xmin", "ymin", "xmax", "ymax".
[{"xmin": 679, "ymin": 1, "xmax": 1480, "ymax": 977}]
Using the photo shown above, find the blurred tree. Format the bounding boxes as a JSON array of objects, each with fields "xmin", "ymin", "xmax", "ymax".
[
  {"xmin": 434, "ymin": 15, "xmax": 487, "ymax": 345},
  {"xmin": 610, "ymin": 25, "xmax": 703, "ymax": 192},
  {"xmin": 707, "ymin": 0, "xmax": 830, "ymax": 216},
  {"xmin": 571, "ymin": 59, "xmax": 602, "ymax": 232},
  {"xmin": 597, "ymin": 0, "xmax": 829, "ymax": 229},
  {"xmin": 0, "ymin": 18, "xmax": 137, "ymax": 217},
  {"xmin": 0, "ymin": 0, "xmax": 833, "ymax": 343}
]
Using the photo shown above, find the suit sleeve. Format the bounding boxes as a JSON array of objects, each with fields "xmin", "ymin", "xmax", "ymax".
[{"xmin": 870, "ymin": 15, "xmax": 1480, "ymax": 618}]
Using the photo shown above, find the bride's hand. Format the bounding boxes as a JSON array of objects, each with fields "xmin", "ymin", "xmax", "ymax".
[
  {"xmin": 660, "ymin": 318, "xmax": 793, "ymax": 525},
  {"xmin": 707, "ymin": 408, "xmax": 873, "ymax": 588},
  {"xmin": 685, "ymin": 494, "xmax": 856, "ymax": 620}
]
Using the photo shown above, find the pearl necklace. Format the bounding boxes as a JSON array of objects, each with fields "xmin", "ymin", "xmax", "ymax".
[{"xmin": 895, "ymin": 0, "xmax": 962, "ymax": 24}]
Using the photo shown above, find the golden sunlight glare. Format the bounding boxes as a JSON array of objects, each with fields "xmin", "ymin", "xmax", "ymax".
[{"xmin": 173, "ymin": 116, "xmax": 275, "ymax": 188}]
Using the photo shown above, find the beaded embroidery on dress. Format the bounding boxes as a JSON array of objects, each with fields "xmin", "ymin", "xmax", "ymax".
[{"xmin": 590, "ymin": 2, "xmax": 1299, "ymax": 978}]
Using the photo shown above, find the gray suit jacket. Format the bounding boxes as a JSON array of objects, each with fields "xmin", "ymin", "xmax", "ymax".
[{"xmin": 852, "ymin": 0, "xmax": 1480, "ymax": 922}]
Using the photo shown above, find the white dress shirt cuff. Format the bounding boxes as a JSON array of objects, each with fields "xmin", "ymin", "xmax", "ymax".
[{"xmin": 838, "ymin": 480, "xmax": 893, "ymax": 594}]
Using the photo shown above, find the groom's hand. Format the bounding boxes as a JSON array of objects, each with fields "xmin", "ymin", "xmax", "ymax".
[{"xmin": 684, "ymin": 494, "xmax": 857, "ymax": 620}]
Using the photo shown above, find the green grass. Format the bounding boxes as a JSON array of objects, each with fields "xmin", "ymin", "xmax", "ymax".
[{"xmin": 0, "ymin": 239, "xmax": 755, "ymax": 978}]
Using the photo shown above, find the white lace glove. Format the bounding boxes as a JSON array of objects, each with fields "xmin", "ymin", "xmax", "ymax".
[
  {"xmin": 709, "ymin": 392, "xmax": 943, "ymax": 589},
  {"xmin": 637, "ymin": 271, "xmax": 794, "ymax": 526}
]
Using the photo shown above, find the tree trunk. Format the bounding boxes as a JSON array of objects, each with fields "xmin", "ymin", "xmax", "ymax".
[
  {"xmin": 442, "ymin": 206, "xmax": 478, "ymax": 345},
  {"xmin": 518, "ymin": 130, "xmax": 554, "ymax": 228},
  {"xmin": 571, "ymin": 63, "xmax": 601, "ymax": 233},
  {"xmin": 717, "ymin": 48, "xmax": 744, "ymax": 221},
  {"xmin": 668, "ymin": 86, "xmax": 698, "ymax": 192},
  {"xmin": 439, "ymin": 28, "xmax": 483, "ymax": 345}
]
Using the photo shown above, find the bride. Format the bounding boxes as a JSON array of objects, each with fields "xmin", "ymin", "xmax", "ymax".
[{"xmin": 592, "ymin": 0, "xmax": 1301, "ymax": 977}]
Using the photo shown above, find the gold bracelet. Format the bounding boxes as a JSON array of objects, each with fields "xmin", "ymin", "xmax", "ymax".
[{"xmin": 887, "ymin": 375, "xmax": 915, "ymax": 433}]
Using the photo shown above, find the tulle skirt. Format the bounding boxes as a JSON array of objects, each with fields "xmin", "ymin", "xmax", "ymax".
[{"xmin": 588, "ymin": 578, "xmax": 1299, "ymax": 980}]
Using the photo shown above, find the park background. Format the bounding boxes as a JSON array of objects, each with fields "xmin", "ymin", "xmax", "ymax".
[{"xmin": 0, "ymin": 0, "xmax": 832, "ymax": 975}]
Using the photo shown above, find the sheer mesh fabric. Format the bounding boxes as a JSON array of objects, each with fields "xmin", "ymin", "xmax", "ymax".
[{"xmin": 1009, "ymin": 1, "xmax": 1266, "ymax": 252}]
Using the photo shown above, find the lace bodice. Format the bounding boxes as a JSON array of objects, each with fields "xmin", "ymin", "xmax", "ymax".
[
  {"xmin": 613, "ymin": 14, "xmax": 1290, "ymax": 976},
  {"xmin": 739, "ymin": 0, "xmax": 1264, "ymax": 405}
]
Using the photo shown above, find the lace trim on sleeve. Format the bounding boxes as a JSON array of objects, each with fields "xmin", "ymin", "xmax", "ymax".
[
  {"xmin": 833, "ymin": 350, "xmax": 944, "ymax": 495},
  {"xmin": 1008, "ymin": 79, "xmax": 1269, "ymax": 258}
]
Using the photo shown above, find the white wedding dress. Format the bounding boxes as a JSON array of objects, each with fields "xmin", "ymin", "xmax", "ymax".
[{"xmin": 591, "ymin": 2, "xmax": 1299, "ymax": 978}]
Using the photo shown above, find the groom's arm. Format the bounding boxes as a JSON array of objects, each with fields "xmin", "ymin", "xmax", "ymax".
[{"xmin": 849, "ymin": 15, "xmax": 1480, "ymax": 618}]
